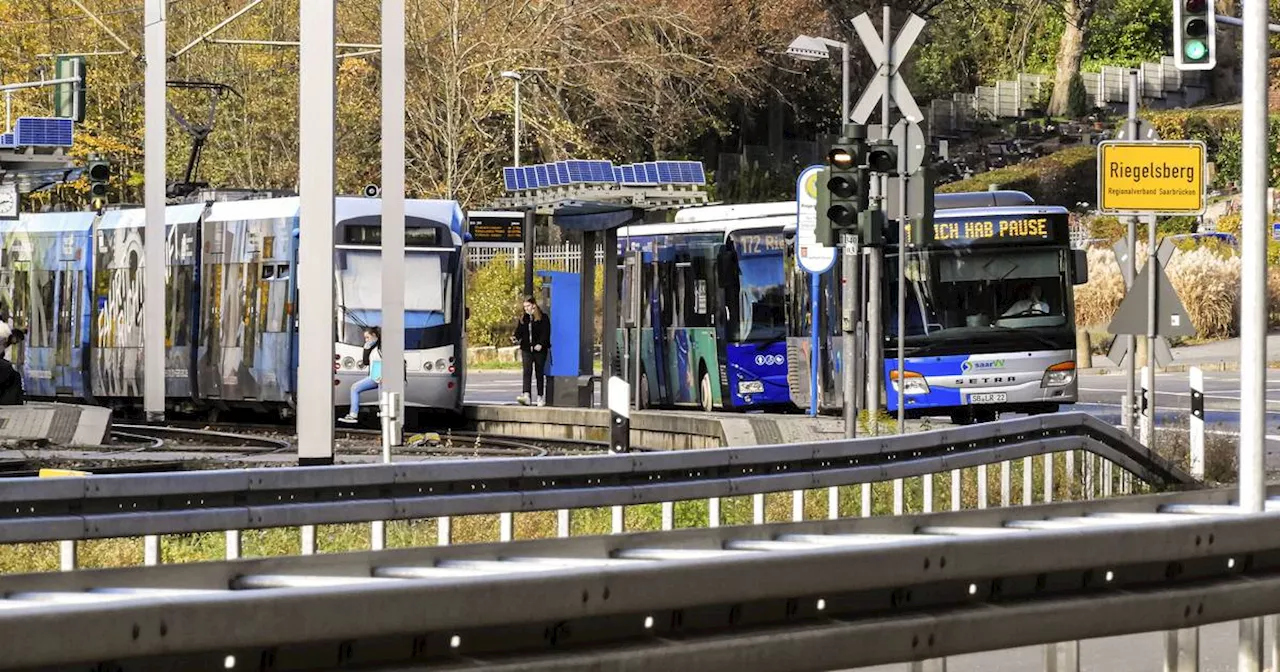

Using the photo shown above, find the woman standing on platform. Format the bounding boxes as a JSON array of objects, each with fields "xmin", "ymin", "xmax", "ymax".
[{"xmin": 512, "ymin": 296, "xmax": 550, "ymax": 406}]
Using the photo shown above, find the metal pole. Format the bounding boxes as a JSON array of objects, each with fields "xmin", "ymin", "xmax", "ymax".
[
  {"xmin": 513, "ymin": 79, "xmax": 521, "ymax": 168},
  {"xmin": 1239, "ymin": 0, "xmax": 1269, "ymax": 655},
  {"xmin": 4, "ymin": 91, "xmax": 9, "ymax": 131},
  {"xmin": 523, "ymin": 210, "xmax": 535, "ymax": 298},
  {"xmin": 1240, "ymin": 0, "xmax": 1269, "ymax": 661},
  {"xmin": 865, "ymin": 244, "xmax": 882, "ymax": 434},
  {"xmin": 810, "ymin": 272, "xmax": 820, "ymax": 417},
  {"xmin": 297, "ymin": 0, "xmax": 336, "ymax": 466},
  {"xmin": 842, "ymin": 234, "xmax": 858, "ymax": 438},
  {"xmin": 840, "ymin": 42, "xmax": 850, "ymax": 124},
  {"xmin": 143, "ymin": 0, "xmax": 166, "ymax": 423},
  {"xmin": 381, "ymin": 0, "xmax": 406, "ymax": 448},
  {"xmin": 1124, "ymin": 72, "xmax": 1139, "ymax": 439},
  {"xmin": 1240, "ymin": 0, "xmax": 1268, "ymax": 514},
  {"xmin": 1145, "ymin": 213, "xmax": 1157, "ymax": 452},
  {"xmin": 602, "ymin": 228, "xmax": 619, "ymax": 409}
]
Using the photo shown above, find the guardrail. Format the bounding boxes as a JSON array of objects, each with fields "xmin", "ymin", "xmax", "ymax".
[
  {"xmin": 0, "ymin": 484, "xmax": 1268, "ymax": 671},
  {"xmin": 1, "ymin": 413, "xmax": 1194, "ymax": 567}
]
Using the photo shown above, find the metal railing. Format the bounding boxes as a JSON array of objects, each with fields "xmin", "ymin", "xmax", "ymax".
[
  {"xmin": 1, "ymin": 413, "xmax": 1193, "ymax": 568},
  {"xmin": 1, "ymin": 483, "xmax": 1274, "ymax": 672}
]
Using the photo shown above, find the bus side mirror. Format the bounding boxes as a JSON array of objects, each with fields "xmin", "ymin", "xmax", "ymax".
[
  {"xmin": 465, "ymin": 307, "xmax": 471, "ymax": 321},
  {"xmin": 1072, "ymin": 249, "xmax": 1089, "ymax": 285}
]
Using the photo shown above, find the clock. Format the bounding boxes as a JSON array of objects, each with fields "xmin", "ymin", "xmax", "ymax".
[{"xmin": 0, "ymin": 183, "xmax": 17, "ymax": 221}]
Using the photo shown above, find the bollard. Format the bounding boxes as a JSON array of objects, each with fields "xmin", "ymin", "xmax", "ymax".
[
  {"xmin": 1139, "ymin": 366, "xmax": 1152, "ymax": 448},
  {"xmin": 1190, "ymin": 366, "xmax": 1205, "ymax": 480},
  {"xmin": 608, "ymin": 376, "xmax": 630, "ymax": 453},
  {"xmin": 380, "ymin": 390, "xmax": 401, "ymax": 463}
]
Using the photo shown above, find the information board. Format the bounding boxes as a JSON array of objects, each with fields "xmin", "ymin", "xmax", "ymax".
[
  {"xmin": 795, "ymin": 165, "xmax": 836, "ymax": 274},
  {"xmin": 1097, "ymin": 141, "xmax": 1206, "ymax": 216}
]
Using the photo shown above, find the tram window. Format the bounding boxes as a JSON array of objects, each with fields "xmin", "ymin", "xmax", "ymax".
[
  {"xmin": 261, "ymin": 266, "xmax": 275, "ymax": 280},
  {"xmin": 277, "ymin": 264, "xmax": 290, "ymax": 280}
]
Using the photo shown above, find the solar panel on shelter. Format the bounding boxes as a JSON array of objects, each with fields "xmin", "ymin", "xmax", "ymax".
[
  {"xmin": 503, "ymin": 167, "xmax": 520, "ymax": 191},
  {"xmin": 13, "ymin": 117, "xmax": 73, "ymax": 147}
]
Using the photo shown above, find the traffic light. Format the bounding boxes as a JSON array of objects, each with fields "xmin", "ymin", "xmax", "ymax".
[
  {"xmin": 1174, "ymin": 0, "xmax": 1215, "ymax": 70},
  {"xmin": 87, "ymin": 160, "xmax": 110, "ymax": 201},
  {"xmin": 825, "ymin": 140, "xmax": 861, "ymax": 237},
  {"xmin": 867, "ymin": 140, "xmax": 899, "ymax": 176}
]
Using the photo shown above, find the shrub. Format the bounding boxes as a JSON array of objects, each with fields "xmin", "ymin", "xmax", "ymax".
[
  {"xmin": 1167, "ymin": 246, "xmax": 1240, "ymax": 339},
  {"xmin": 1216, "ymin": 213, "xmax": 1241, "ymax": 237},
  {"xmin": 938, "ymin": 145, "xmax": 1096, "ymax": 207},
  {"xmin": 1066, "ymin": 72, "xmax": 1089, "ymax": 119},
  {"xmin": 1074, "ymin": 245, "xmax": 1125, "ymax": 328},
  {"xmin": 466, "ymin": 254, "xmax": 526, "ymax": 347},
  {"xmin": 1088, "ymin": 216, "xmax": 1124, "ymax": 244}
]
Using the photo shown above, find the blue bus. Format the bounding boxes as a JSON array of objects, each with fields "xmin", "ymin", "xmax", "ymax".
[
  {"xmin": 615, "ymin": 203, "xmax": 794, "ymax": 411},
  {"xmin": 879, "ymin": 202, "xmax": 1089, "ymax": 423}
]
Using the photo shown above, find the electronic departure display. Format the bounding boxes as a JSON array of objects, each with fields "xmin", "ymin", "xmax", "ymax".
[
  {"xmin": 911, "ymin": 212, "xmax": 1068, "ymax": 247},
  {"xmin": 468, "ymin": 214, "xmax": 524, "ymax": 244}
]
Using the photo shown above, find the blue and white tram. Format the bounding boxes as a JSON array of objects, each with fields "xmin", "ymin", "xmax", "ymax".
[{"xmin": 0, "ymin": 195, "xmax": 467, "ymax": 420}]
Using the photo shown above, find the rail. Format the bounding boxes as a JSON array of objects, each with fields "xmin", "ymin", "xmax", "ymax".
[
  {"xmin": 0, "ymin": 413, "xmax": 1193, "ymax": 549},
  {"xmin": 0, "ymin": 485, "xmax": 1271, "ymax": 671}
]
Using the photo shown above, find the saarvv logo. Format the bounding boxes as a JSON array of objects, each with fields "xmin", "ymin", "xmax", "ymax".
[
  {"xmin": 961, "ymin": 359, "xmax": 1004, "ymax": 373},
  {"xmin": 755, "ymin": 354, "xmax": 783, "ymax": 366}
]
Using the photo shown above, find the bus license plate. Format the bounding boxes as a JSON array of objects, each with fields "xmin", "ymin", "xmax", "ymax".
[{"xmin": 969, "ymin": 393, "xmax": 1006, "ymax": 404}]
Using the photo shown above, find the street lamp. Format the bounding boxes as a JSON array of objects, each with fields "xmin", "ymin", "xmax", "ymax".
[
  {"xmin": 501, "ymin": 70, "xmax": 523, "ymax": 167},
  {"xmin": 787, "ymin": 34, "xmax": 850, "ymax": 127}
]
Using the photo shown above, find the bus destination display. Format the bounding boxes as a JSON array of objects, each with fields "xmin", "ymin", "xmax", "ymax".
[
  {"xmin": 733, "ymin": 232, "xmax": 787, "ymax": 256},
  {"xmin": 914, "ymin": 214, "xmax": 1066, "ymax": 246}
]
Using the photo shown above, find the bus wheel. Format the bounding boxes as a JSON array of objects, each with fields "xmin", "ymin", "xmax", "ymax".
[
  {"xmin": 638, "ymin": 372, "xmax": 650, "ymax": 410},
  {"xmin": 698, "ymin": 371, "xmax": 713, "ymax": 413}
]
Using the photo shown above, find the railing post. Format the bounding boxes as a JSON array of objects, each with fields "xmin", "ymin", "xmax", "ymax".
[
  {"xmin": 1164, "ymin": 628, "xmax": 1199, "ymax": 671},
  {"xmin": 557, "ymin": 509, "xmax": 571, "ymax": 537},
  {"xmin": 792, "ymin": 491, "xmax": 804, "ymax": 522},
  {"xmin": 301, "ymin": 526, "xmax": 316, "ymax": 555},
  {"xmin": 59, "ymin": 540, "xmax": 77, "ymax": 571},
  {"xmin": 1000, "ymin": 461, "xmax": 1010, "ymax": 506},
  {"xmin": 437, "ymin": 517, "xmax": 451, "ymax": 546},
  {"xmin": 978, "ymin": 464, "xmax": 988, "ymax": 509},
  {"xmin": 828, "ymin": 486, "xmax": 839, "ymax": 519},
  {"xmin": 225, "ymin": 530, "xmax": 242, "ymax": 560},
  {"xmin": 144, "ymin": 535, "xmax": 161, "ymax": 565},
  {"xmin": 1045, "ymin": 641, "xmax": 1080, "ymax": 672},
  {"xmin": 1023, "ymin": 456, "xmax": 1033, "ymax": 505},
  {"xmin": 923, "ymin": 473, "xmax": 934, "ymax": 513},
  {"xmin": 709, "ymin": 497, "xmax": 721, "ymax": 527},
  {"xmin": 862, "ymin": 482, "xmax": 872, "ymax": 516},
  {"xmin": 951, "ymin": 469, "xmax": 961, "ymax": 511},
  {"xmin": 1044, "ymin": 454, "xmax": 1054, "ymax": 503},
  {"xmin": 612, "ymin": 505, "xmax": 625, "ymax": 534},
  {"xmin": 663, "ymin": 501, "xmax": 676, "ymax": 530},
  {"xmin": 753, "ymin": 493, "xmax": 766, "ymax": 524}
]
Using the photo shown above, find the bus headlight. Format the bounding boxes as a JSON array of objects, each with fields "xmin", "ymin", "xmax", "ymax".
[
  {"xmin": 890, "ymin": 370, "xmax": 930, "ymax": 395},
  {"xmin": 737, "ymin": 380, "xmax": 764, "ymax": 395},
  {"xmin": 1041, "ymin": 361, "xmax": 1076, "ymax": 387}
]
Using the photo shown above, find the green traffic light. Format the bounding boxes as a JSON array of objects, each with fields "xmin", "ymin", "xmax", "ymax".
[{"xmin": 1184, "ymin": 39, "xmax": 1207, "ymax": 60}]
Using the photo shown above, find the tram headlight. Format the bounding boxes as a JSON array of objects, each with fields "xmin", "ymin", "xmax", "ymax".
[
  {"xmin": 342, "ymin": 356, "xmax": 356, "ymax": 370},
  {"xmin": 737, "ymin": 380, "xmax": 764, "ymax": 395},
  {"xmin": 435, "ymin": 358, "xmax": 447, "ymax": 371},
  {"xmin": 423, "ymin": 361, "xmax": 433, "ymax": 371},
  {"xmin": 1041, "ymin": 361, "xmax": 1076, "ymax": 387},
  {"xmin": 889, "ymin": 370, "xmax": 930, "ymax": 395}
]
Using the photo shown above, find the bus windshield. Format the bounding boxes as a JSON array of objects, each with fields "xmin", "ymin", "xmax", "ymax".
[
  {"xmin": 734, "ymin": 252, "xmax": 786, "ymax": 342},
  {"xmin": 888, "ymin": 247, "xmax": 1071, "ymax": 347}
]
